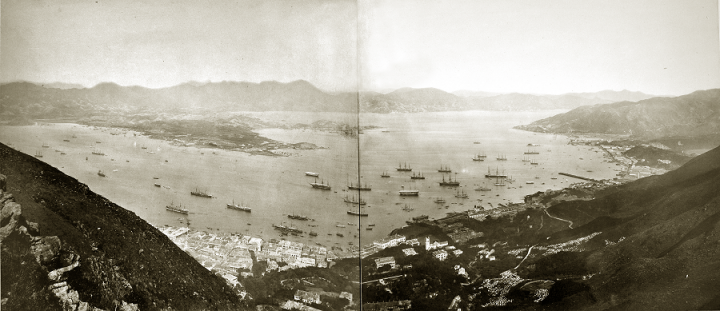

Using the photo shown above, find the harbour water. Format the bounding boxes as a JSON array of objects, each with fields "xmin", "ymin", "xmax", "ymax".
[{"xmin": 0, "ymin": 111, "xmax": 621, "ymax": 246}]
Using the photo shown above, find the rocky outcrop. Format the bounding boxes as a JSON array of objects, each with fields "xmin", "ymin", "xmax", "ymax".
[{"xmin": 0, "ymin": 174, "xmax": 138, "ymax": 311}]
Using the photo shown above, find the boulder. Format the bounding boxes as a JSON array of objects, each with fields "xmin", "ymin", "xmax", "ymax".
[
  {"xmin": 0, "ymin": 202, "xmax": 23, "ymax": 240},
  {"xmin": 31, "ymin": 236, "xmax": 62, "ymax": 265},
  {"xmin": 0, "ymin": 174, "xmax": 6, "ymax": 191}
]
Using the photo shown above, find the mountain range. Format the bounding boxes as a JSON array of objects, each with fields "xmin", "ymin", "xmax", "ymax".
[
  {"xmin": 516, "ymin": 88, "xmax": 720, "ymax": 139},
  {"xmin": 0, "ymin": 81, "xmax": 659, "ymax": 119}
]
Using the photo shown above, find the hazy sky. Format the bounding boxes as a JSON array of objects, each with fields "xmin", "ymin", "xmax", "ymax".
[{"xmin": 2, "ymin": 0, "xmax": 719, "ymax": 95}]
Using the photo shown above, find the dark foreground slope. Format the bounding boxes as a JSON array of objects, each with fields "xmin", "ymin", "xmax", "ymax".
[
  {"xmin": 536, "ymin": 144, "xmax": 720, "ymax": 310},
  {"xmin": 0, "ymin": 142, "xmax": 244, "ymax": 310}
]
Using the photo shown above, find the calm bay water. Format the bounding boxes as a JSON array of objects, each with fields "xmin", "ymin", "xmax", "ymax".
[{"xmin": 0, "ymin": 111, "xmax": 621, "ymax": 247}]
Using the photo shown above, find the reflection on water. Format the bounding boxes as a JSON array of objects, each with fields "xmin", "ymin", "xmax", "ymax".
[{"xmin": 0, "ymin": 111, "xmax": 622, "ymax": 247}]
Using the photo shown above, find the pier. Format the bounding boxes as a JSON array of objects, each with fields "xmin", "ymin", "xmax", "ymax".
[{"xmin": 558, "ymin": 172, "xmax": 599, "ymax": 183}]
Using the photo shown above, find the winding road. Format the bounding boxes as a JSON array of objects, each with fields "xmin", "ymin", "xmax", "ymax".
[{"xmin": 544, "ymin": 209, "xmax": 574, "ymax": 229}]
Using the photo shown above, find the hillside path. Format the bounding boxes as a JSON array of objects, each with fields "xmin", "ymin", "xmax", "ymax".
[{"xmin": 544, "ymin": 209, "xmax": 574, "ymax": 229}]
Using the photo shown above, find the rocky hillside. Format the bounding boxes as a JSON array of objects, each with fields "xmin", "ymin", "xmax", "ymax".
[
  {"xmin": 515, "ymin": 88, "xmax": 720, "ymax": 139},
  {"xmin": 0, "ymin": 143, "xmax": 246, "ymax": 310}
]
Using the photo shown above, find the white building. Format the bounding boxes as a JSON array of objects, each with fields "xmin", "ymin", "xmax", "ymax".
[{"xmin": 433, "ymin": 250, "xmax": 448, "ymax": 261}]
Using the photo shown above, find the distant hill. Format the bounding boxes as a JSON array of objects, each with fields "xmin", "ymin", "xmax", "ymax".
[
  {"xmin": 515, "ymin": 89, "xmax": 720, "ymax": 139},
  {"xmin": 40, "ymin": 82, "xmax": 86, "ymax": 90},
  {"xmin": 0, "ymin": 81, "xmax": 662, "ymax": 117},
  {"xmin": 0, "ymin": 143, "xmax": 245, "ymax": 310}
]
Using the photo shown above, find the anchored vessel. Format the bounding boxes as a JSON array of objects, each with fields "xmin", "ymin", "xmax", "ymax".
[
  {"xmin": 272, "ymin": 224, "xmax": 303, "ymax": 234},
  {"xmin": 399, "ymin": 188, "xmax": 419, "ymax": 196},
  {"xmin": 381, "ymin": 171, "xmax": 390, "ymax": 178},
  {"xmin": 496, "ymin": 154, "xmax": 507, "ymax": 161},
  {"xmin": 166, "ymin": 202, "xmax": 189, "ymax": 214},
  {"xmin": 410, "ymin": 172, "xmax": 425, "ymax": 179},
  {"xmin": 288, "ymin": 214, "xmax": 311, "ymax": 221},
  {"xmin": 227, "ymin": 200, "xmax": 251, "ymax": 212},
  {"xmin": 310, "ymin": 178, "xmax": 331, "ymax": 190},
  {"xmin": 97, "ymin": 170, "xmax": 106, "ymax": 177},
  {"xmin": 434, "ymin": 197, "xmax": 446, "ymax": 204},
  {"xmin": 472, "ymin": 154, "xmax": 485, "ymax": 161},
  {"xmin": 531, "ymin": 159, "xmax": 539, "ymax": 165},
  {"xmin": 34, "ymin": 150, "xmax": 43, "ymax": 158},
  {"xmin": 485, "ymin": 167, "xmax": 508, "ymax": 178},
  {"xmin": 344, "ymin": 195, "xmax": 367, "ymax": 205},
  {"xmin": 439, "ymin": 174, "xmax": 460, "ymax": 187},
  {"xmin": 92, "ymin": 149, "xmax": 105, "ymax": 156},
  {"xmin": 191, "ymin": 188, "xmax": 212, "ymax": 198},
  {"xmin": 305, "ymin": 172, "xmax": 319, "ymax": 177},
  {"xmin": 348, "ymin": 181, "xmax": 371, "ymax": 191},
  {"xmin": 347, "ymin": 210, "xmax": 369, "ymax": 216},
  {"xmin": 438, "ymin": 165, "xmax": 451, "ymax": 173},
  {"xmin": 396, "ymin": 162, "xmax": 412, "ymax": 172},
  {"xmin": 455, "ymin": 188, "xmax": 468, "ymax": 198}
]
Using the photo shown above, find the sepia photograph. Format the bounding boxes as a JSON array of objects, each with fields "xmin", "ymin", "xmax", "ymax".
[{"xmin": 1, "ymin": 0, "xmax": 719, "ymax": 310}]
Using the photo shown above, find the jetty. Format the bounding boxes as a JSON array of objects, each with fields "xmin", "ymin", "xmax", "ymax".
[{"xmin": 558, "ymin": 172, "xmax": 599, "ymax": 183}]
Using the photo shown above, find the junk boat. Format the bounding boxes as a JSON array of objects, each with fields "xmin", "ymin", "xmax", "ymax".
[
  {"xmin": 344, "ymin": 195, "xmax": 367, "ymax": 205},
  {"xmin": 166, "ymin": 202, "xmax": 189, "ymax": 214},
  {"xmin": 347, "ymin": 210, "xmax": 369, "ymax": 216},
  {"xmin": 439, "ymin": 174, "xmax": 460, "ymax": 187},
  {"xmin": 396, "ymin": 162, "xmax": 412, "ymax": 172},
  {"xmin": 438, "ymin": 165, "xmax": 451, "ymax": 173},
  {"xmin": 191, "ymin": 188, "xmax": 212, "ymax": 198},
  {"xmin": 227, "ymin": 200, "xmax": 251, "ymax": 212},
  {"xmin": 288, "ymin": 214, "xmax": 311, "ymax": 221},
  {"xmin": 410, "ymin": 172, "xmax": 425, "ymax": 179},
  {"xmin": 485, "ymin": 167, "xmax": 508, "ymax": 178},
  {"xmin": 305, "ymin": 172, "xmax": 319, "ymax": 177},
  {"xmin": 310, "ymin": 178, "xmax": 331, "ymax": 190}
]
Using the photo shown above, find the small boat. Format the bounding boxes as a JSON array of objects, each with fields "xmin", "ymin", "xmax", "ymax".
[
  {"xmin": 305, "ymin": 172, "xmax": 319, "ymax": 177},
  {"xmin": 154, "ymin": 183, "xmax": 161, "ymax": 187},
  {"xmin": 472, "ymin": 154, "xmax": 485, "ymax": 161},
  {"xmin": 34, "ymin": 150, "xmax": 43, "ymax": 158},
  {"xmin": 288, "ymin": 214, "xmax": 310, "ymax": 220},
  {"xmin": 97, "ymin": 170, "xmax": 106, "ymax": 177},
  {"xmin": 366, "ymin": 227, "xmax": 373, "ymax": 230},
  {"xmin": 63, "ymin": 139, "xmax": 70, "ymax": 142},
  {"xmin": 336, "ymin": 224, "xmax": 346, "ymax": 228},
  {"xmin": 42, "ymin": 143, "xmax": 50, "ymax": 148},
  {"xmin": 368, "ymin": 223, "xmax": 375, "ymax": 226},
  {"xmin": 309, "ymin": 231, "xmax": 318, "ymax": 236},
  {"xmin": 434, "ymin": 197, "xmax": 446, "ymax": 204},
  {"xmin": 336, "ymin": 233, "xmax": 344, "ymax": 237},
  {"xmin": 91, "ymin": 149, "xmax": 104, "ymax": 156},
  {"xmin": 473, "ymin": 141, "xmax": 481, "ymax": 144},
  {"xmin": 526, "ymin": 181, "xmax": 534, "ymax": 184}
]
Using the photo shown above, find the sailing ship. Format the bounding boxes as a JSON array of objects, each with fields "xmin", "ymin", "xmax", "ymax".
[
  {"xmin": 531, "ymin": 159, "xmax": 539, "ymax": 165},
  {"xmin": 344, "ymin": 195, "xmax": 367, "ymax": 205},
  {"xmin": 227, "ymin": 200, "xmax": 251, "ymax": 212},
  {"xmin": 396, "ymin": 162, "xmax": 412, "ymax": 171},
  {"xmin": 485, "ymin": 167, "xmax": 508, "ymax": 178},
  {"xmin": 305, "ymin": 172, "xmax": 319, "ymax": 177},
  {"xmin": 272, "ymin": 223, "xmax": 303, "ymax": 234},
  {"xmin": 522, "ymin": 155, "xmax": 531, "ymax": 162},
  {"xmin": 42, "ymin": 142, "xmax": 50, "ymax": 148},
  {"xmin": 496, "ymin": 154, "xmax": 507, "ymax": 161},
  {"xmin": 438, "ymin": 165, "xmax": 451, "ymax": 173},
  {"xmin": 34, "ymin": 150, "xmax": 43, "ymax": 158},
  {"xmin": 97, "ymin": 170, "xmax": 106, "ymax": 177},
  {"xmin": 190, "ymin": 188, "xmax": 212, "ymax": 198},
  {"xmin": 91, "ymin": 148, "xmax": 105, "ymax": 156},
  {"xmin": 288, "ymin": 214, "xmax": 310, "ymax": 221},
  {"xmin": 494, "ymin": 176, "xmax": 506, "ymax": 186},
  {"xmin": 455, "ymin": 188, "xmax": 468, "ymax": 198},
  {"xmin": 310, "ymin": 178, "xmax": 331, "ymax": 190},
  {"xmin": 402, "ymin": 204, "xmax": 414, "ymax": 211},
  {"xmin": 381, "ymin": 171, "xmax": 390, "ymax": 178},
  {"xmin": 347, "ymin": 210, "xmax": 369, "ymax": 216},
  {"xmin": 166, "ymin": 202, "xmax": 189, "ymax": 214},
  {"xmin": 474, "ymin": 185, "xmax": 492, "ymax": 191},
  {"xmin": 524, "ymin": 148, "xmax": 540, "ymax": 154},
  {"xmin": 410, "ymin": 172, "xmax": 425, "ymax": 179},
  {"xmin": 439, "ymin": 173, "xmax": 460, "ymax": 187}
]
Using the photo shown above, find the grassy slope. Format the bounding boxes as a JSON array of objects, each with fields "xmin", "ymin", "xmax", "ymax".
[{"xmin": 0, "ymin": 142, "xmax": 246, "ymax": 310}]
